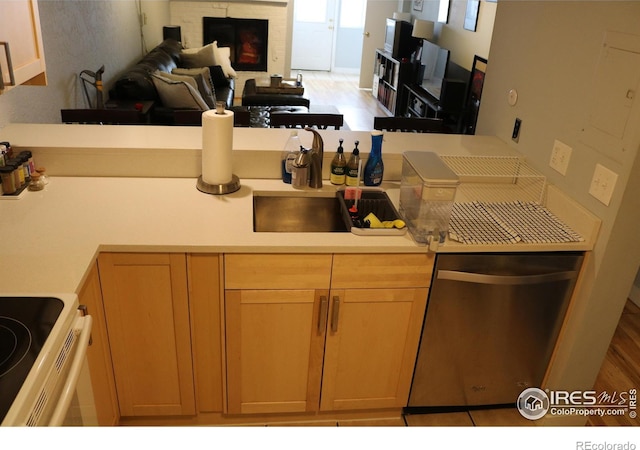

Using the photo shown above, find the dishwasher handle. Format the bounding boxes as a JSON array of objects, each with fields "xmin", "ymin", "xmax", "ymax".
[{"xmin": 437, "ymin": 269, "xmax": 577, "ymax": 286}]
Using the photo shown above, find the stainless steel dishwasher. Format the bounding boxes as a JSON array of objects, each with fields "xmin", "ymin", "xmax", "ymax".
[{"xmin": 408, "ymin": 252, "xmax": 584, "ymax": 408}]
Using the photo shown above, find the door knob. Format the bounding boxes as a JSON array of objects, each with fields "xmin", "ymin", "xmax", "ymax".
[{"xmin": 364, "ymin": 31, "xmax": 370, "ymax": 37}]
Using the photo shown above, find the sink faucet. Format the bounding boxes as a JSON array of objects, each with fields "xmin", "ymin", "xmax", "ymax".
[{"xmin": 305, "ymin": 127, "xmax": 323, "ymax": 188}]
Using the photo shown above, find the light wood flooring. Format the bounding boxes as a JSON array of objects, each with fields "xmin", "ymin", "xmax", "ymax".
[{"xmin": 288, "ymin": 70, "xmax": 387, "ymax": 131}]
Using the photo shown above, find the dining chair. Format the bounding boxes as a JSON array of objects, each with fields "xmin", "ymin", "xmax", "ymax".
[
  {"xmin": 373, "ymin": 116, "xmax": 445, "ymax": 133},
  {"xmin": 269, "ymin": 112, "xmax": 344, "ymax": 130}
]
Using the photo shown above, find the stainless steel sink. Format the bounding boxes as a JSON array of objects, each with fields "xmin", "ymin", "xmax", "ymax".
[{"xmin": 253, "ymin": 193, "xmax": 348, "ymax": 232}]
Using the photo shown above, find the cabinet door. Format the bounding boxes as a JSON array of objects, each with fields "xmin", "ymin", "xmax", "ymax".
[
  {"xmin": 0, "ymin": 0, "xmax": 46, "ymax": 92},
  {"xmin": 225, "ymin": 289, "xmax": 328, "ymax": 414},
  {"xmin": 78, "ymin": 261, "xmax": 119, "ymax": 425},
  {"xmin": 320, "ymin": 287, "xmax": 428, "ymax": 411},
  {"xmin": 98, "ymin": 253, "xmax": 195, "ymax": 417},
  {"xmin": 188, "ymin": 254, "xmax": 224, "ymax": 413}
]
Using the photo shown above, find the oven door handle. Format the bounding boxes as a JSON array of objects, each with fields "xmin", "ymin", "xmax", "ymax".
[{"xmin": 48, "ymin": 313, "xmax": 93, "ymax": 426}]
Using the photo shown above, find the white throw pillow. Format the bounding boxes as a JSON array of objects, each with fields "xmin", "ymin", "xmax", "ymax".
[
  {"xmin": 180, "ymin": 43, "xmax": 217, "ymax": 68},
  {"xmin": 151, "ymin": 73, "xmax": 210, "ymax": 110},
  {"xmin": 214, "ymin": 46, "xmax": 237, "ymax": 79}
]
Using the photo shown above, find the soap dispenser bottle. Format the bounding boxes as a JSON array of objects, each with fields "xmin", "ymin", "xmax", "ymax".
[
  {"xmin": 363, "ymin": 130, "xmax": 384, "ymax": 186},
  {"xmin": 330, "ymin": 138, "xmax": 347, "ymax": 185},
  {"xmin": 345, "ymin": 140, "xmax": 361, "ymax": 187}
]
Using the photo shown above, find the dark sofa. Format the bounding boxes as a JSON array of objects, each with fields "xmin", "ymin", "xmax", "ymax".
[{"xmin": 109, "ymin": 39, "xmax": 235, "ymax": 125}]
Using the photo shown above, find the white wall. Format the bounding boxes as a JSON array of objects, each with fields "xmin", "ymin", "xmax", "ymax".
[
  {"xmin": 169, "ymin": 0, "xmax": 290, "ymax": 93},
  {"xmin": 478, "ymin": 1, "xmax": 640, "ymax": 399},
  {"xmin": 412, "ymin": 0, "xmax": 495, "ymax": 69},
  {"xmin": 0, "ymin": 0, "xmax": 169, "ymax": 129}
]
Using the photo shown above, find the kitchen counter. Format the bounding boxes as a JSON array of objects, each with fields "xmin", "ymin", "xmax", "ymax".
[
  {"xmin": 0, "ymin": 124, "xmax": 599, "ymax": 296},
  {"xmin": 0, "ymin": 176, "xmax": 597, "ymax": 296}
]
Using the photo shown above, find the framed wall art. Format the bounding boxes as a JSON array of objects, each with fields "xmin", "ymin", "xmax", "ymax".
[
  {"xmin": 413, "ymin": 0, "xmax": 423, "ymax": 12},
  {"xmin": 464, "ymin": 0, "xmax": 480, "ymax": 31}
]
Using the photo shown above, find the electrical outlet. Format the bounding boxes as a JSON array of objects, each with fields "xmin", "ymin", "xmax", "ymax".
[
  {"xmin": 549, "ymin": 140, "xmax": 572, "ymax": 175},
  {"xmin": 512, "ymin": 118, "xmax": 522, "ymax": 142},
  {"xmin": 589, "ymin": 163, "xmax": 618, "ymax": 206}
]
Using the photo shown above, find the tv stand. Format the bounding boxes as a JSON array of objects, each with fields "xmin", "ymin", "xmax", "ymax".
[{"xmin": 404, "ymin": 81, "xmax": 466, "ymax": 130}]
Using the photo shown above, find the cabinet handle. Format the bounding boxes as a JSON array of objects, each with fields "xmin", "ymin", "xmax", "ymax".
[
  {"xmin": 318, "ymin": 295, "xmax": 328, "ymax": 334},
  {"xmin": 330, "ymin": 296, "xmax": 340, "ymax": 333},
  {"xmin": 0, "ymin": 42, "xmax": 16, "ymax": 90}
]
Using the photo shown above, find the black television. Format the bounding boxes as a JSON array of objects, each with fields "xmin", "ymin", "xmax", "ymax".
[
  {"xmin": 418, "ymin": 40, "xmax": 450, "ymax": 100},
  {"xmin": 384, "ymin": 18, "xmax": 416, "ymax": 60}
]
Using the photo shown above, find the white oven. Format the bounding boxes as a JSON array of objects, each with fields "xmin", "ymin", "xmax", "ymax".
[{"xmin": 1, "ymin": 294, "xmax": 98, "ymax": 426}]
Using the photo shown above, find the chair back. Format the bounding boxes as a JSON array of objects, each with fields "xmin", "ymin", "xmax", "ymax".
[
  {"xmin": 373, "ymin": 116, "xmax": 445, "ymax": 133},
  {"xmin": 270, "ymin": 112, "xmax": 344, "ymax": 130}
]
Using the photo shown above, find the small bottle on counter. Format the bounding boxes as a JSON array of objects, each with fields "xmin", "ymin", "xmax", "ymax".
[
  {"xmin": 0, "ymin": 143, "xmax": 7, "ymax": 167},
  {"xmin": 281, "ymin": 130, "xmax": 301, "ymax": 184},
  {"xmin": 0, "ymin": 164, "xmax": 17, "ymax": 195},
  {"xmin": 7, "ymin": 159, "xmax": 24, "ymax": 188},
  {"xmin": 345, "ymin": 140, "xmax": 361, "ymax": 187},
  {"xmin": 18, "ymin": 153, "xmax": 31, "ymax": 183},
  {"xmin": 28, "ymin": 172, "xmax": 45, "ymax": 191},
  {"xmin": 330, "ymin": 138, "xmax": 347, "ymax": 185},
  {"xmin": 36, "ymin": 167, "xmax": 49, "ymax": 185}
]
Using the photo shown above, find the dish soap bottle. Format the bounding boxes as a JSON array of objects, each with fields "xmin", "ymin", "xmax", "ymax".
[
  {"xmin": 345, "ymin": 140, "xmax": 361, "ymax": 187},
  {"xmin": 330, "ymin": 138, "xmax": 347, "ymax": 185},
  {"xmin": 363, "ymin": 130, "xmax": 384, "ymax": 186},
  {"xmin": 281, "ymin": 130, "xmax": 301, "ymax": 184}
]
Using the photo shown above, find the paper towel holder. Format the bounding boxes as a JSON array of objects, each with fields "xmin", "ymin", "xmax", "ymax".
[
  {"xmin": 197, "ymin": 101, "xmax": 241, "ymax": 195},
  {"xmin": 197, "ymin": 174, "xmax": 241, "ymax": 195}
]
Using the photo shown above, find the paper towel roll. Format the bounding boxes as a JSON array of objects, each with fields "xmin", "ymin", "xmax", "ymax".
[{"xmin": 202, "ymin": 107, "xmax": 234, "ymax": 185}]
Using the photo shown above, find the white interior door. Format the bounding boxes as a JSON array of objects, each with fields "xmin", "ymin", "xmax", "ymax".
[
  {"xmin": 291, "ymin": 0, "xmax": 336, "ymax": 71},
  {"xmin": 359, "ymin": 0, "xmax": 400, "ymax": 88}
]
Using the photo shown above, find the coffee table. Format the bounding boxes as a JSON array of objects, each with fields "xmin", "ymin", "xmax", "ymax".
[{"xmin": 241, "ymin": 78, "xmax": 310, "ymax": 108}]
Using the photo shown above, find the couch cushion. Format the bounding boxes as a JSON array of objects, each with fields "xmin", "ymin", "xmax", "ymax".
[
  {"xmin": 171, "ymin": 67, "xmax": 217, "ymax": 108},
  {"xmin": 151, "ymin": 73, "xmax": 210, "ymax": 110},
  {"xmin": 215, "ymin": 46, "xmax": 237, "ymax": 79},
  {"xmin": 209, "ymin": 65, "xmax": 230, "ymax": 88},
  {"xmin": 180, "ymin": 43, "xmax": 217, "ymax": 68},
  {"xmin": 110, "ymin": 39, "xmax": 183, "ymax": 101}
]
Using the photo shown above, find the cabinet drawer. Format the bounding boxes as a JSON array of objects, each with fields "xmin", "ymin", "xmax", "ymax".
[
  {"xmin": 331, "ymin": 254, "xmax": 434, "ymax": 289},
  {"xmin": 225, "ymin": 254, "xmax": 332, "ymax": 289}
]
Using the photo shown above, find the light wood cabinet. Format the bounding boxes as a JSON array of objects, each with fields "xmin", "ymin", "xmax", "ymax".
[
  {"xmin": 188, "ymin": 254, "xmax": 224, "ymax": 413},
  {"xmin": 224, "ymin": 253, "xmax": 433, "ymax": 414},
  {"xmin": 224, "ymin": 254, "xmax": 332, "ymax": 414},
  {"xmin": 0, "ymin": 0, "xmax": 47, "ymax": 93},
  {"xmin": 97, "ymin": 253, "xmax": 195, "ymax": 417},
  {"xmin": 78, "ymin": 261, "xmax": 119, "ymax": 425}
]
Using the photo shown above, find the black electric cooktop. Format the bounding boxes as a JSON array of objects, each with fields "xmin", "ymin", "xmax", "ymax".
[{"xmin": 0, "ymin": 297, "xmax": 64, "ymax": 424}]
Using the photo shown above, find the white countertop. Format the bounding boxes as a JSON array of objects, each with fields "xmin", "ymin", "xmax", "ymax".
[
  {"xmin": 0, "ymin": 176, "xmax": 598, "ymax": 296},
  {"xmin": 0, "ymin": 124, "xmax": 600, "ymax": 295}
]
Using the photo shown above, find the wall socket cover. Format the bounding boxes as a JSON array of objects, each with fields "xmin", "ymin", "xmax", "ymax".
[
  {"xmin": 549, "ymin": 139, "xmax": 572, "ymax": 175},
  {"xmin": 589, "ymin": 163, "xmax": 618, "ymax": 206}
]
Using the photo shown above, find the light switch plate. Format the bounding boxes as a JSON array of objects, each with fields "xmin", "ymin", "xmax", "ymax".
[
  {"xmin": 589, "ymin": 163, "xmax": 618, "ymax": 206},
  {"xmin": 549, "ymin": 140, "xmax": 572, "ymax": 175}
]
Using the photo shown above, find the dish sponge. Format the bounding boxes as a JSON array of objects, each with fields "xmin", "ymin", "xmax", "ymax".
[{"xmin": 363, "ymin": 212, "xmax": 406, "ymax": 229}]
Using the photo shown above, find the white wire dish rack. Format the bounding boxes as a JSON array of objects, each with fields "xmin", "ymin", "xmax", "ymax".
[{"xmin": 439, "ymin": 155, "xmax": 583, "ymax": 245}]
